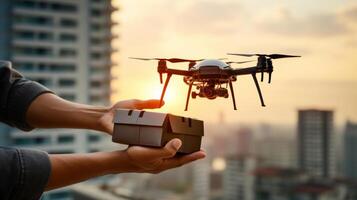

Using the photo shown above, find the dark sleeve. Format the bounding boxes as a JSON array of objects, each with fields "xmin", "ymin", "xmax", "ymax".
[
  {"xmin": 0, "ymin": 61, "xmax": 53, "ymax": 131},
  {"xmin": 0, "ymin": 146, "xmax": 51, "ymax": 200}
]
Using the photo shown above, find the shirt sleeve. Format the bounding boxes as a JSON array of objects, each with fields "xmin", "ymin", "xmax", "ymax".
[
  {"xmin": 0, "ymin": 61, "xmax": 53, "ymax": 131},
  {"xmin": 0, "ymin": 146, "xmax": 51, "ymax": 200}
]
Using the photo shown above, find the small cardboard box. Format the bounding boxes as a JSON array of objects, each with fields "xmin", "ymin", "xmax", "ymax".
[{"xmin": 112, "ymin": 109, "xmax": 204, "ymax": 154}]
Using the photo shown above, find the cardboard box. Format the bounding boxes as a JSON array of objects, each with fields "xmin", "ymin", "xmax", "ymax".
[{"xmin": 112, "ymin": 109, "xmax": 204, "ymax": 154}]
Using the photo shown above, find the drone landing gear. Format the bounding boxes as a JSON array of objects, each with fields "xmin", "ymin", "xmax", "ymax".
[
  {"xmin": 228, "ymin": 80, "xmax": 237, "ymax": 110},
  {"xmin": 252, "ymin": 73, "xmax": 266, "ymax": 107},
  {"xmin": 185, "ymin": 82, "xmax": 193, "ymax": 111},
  {"xmin": 160, "ymin": 73, "xmax": 172, "ymax": 106}
]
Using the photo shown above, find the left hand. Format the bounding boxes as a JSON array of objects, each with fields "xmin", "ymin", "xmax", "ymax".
[{"xmin": 98, "ymin": 99, "xmax": 164, "ymax": 134}]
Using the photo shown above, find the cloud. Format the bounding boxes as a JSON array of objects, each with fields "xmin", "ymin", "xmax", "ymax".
[
  {"xmin": 341, "ymin": 4, "xmax": 357, "ymax": 23},
  {"xmin": 258, "ymin": 7, "xmax": 352, "ymax": 37},
  {"xmin": 172, "ymin": 0, "xmax": 244, "ymax": 35}
]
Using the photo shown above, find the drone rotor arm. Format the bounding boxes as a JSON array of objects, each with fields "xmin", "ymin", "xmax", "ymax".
[
  {"xmin": 166, "ymin": 68, "xmax": 193, "ymax": 76},
  {"xmin": 230, "ymin": 67, "xmax": 266, "ymax": 76}
]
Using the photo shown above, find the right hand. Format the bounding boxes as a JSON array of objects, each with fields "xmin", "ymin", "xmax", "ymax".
[{"xmin": 124, "ymin": 139, "xmax": 206, "ymax": 174}]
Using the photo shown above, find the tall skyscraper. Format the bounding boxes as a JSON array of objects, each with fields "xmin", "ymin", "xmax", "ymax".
[
  {"xmin": 223, "ymin": 155, "xmax": 257, "ymax": 200},
  {"xmin": 0, "ymin": 0, "xmax": 118, "ymax": 199},
  {"xmin": 343, "ymin": 121, "xmax": 357, "ymax": 180},
  {"xmin": 297, "ymin": 109, "xmax": 335, "ymax": 178}
]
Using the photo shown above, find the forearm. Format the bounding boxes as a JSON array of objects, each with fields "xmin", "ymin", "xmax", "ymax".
[
  {"xmin": 46, "ymin": 151, "xmax": 135, "ymax": 191},
  {"xmin": 26, "ymin": 93, "xmax": 109, "ymax": 132}
]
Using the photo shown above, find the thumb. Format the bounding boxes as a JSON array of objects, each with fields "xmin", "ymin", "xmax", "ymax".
[{"xmin": 160, "ymin": 138, "xmax": 182, "ymax": 158}]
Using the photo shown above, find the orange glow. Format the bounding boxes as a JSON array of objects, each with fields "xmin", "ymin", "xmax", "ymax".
[{"xmin": 147, "ymin": 84, "xmax": 176, "ymax": 103}]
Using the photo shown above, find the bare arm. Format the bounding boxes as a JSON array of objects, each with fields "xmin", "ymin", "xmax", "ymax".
[
  {"xmin": 46, "ymin": 139, "xmax": 206, "ymax": 191},
  {"xmin": 26, "ymin": 93, "xmax": 163, "ymax": 134}
]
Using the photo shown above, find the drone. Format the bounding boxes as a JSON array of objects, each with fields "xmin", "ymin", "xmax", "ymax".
[{"xmin": 130, "ymin": 53, "xmax": 300, "ymax": 111}]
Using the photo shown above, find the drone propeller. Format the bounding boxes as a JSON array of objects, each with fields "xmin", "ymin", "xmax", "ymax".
[
  {"xmin": 228, "ymin": 53, "xmax": 300, "ymax": 82},
  {"xmin": 130, "ymin": 57, "xmax": 205, "ymax": 84},
  {"xmin": 226, "ymin": 60, "xmax": 254, "ymax": 64},
  {"xmin": 227, "ymin": 53, "xmax": 300, "ymax": 59},
  {"xmin": 129, "ymin": 57, "xmax": 205, "ymax": 63}
]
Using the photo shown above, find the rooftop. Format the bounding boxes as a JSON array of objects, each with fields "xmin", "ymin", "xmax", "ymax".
[
  {"xmin": 293, "ymin": 183, "xmax": 335, "ymax": 195},
  {"xmin": 253, "ymin": 167, "xmax": 303, "ymax": 178}
]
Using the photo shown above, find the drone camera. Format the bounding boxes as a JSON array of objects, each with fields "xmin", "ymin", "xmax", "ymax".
[
  {"xmin": 216, "ymin": 88, "xmax": 229, "ymax": 98},
  {"xmin": 193, "ymin": 86, "xmax": 229, "ymax": 100}
]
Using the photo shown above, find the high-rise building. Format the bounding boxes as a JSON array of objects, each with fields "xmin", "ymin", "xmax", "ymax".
[
  {"xmin": 297, "ymin": 109, "xmax": 335, "ymax": 178},
  {"xmin": 192, "ymin": 159, "xmax": 211, "ymax": 200},
  {"xmin": 255, "ymin": 136, "xmax": 296, "ymax": 168},
  {"xmin": 0, "ymin": 0, "xmax": 118, "ymax": 199},
  {"xmin": 223, "ymin": 155, "xmax": 257, "ymax": 200},
  {"xmin": 343, "ymin": 121, "xmax": 357, "ymax": 180}
]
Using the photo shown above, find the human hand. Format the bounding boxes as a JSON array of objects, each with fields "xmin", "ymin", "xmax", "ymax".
[
  {"xmin": 98, "ymin": 99, "xmax": 164, "ymax": 134},
  {"xmin": 121, "ymin": 139, "xmax": 206, "ymax": 174}
]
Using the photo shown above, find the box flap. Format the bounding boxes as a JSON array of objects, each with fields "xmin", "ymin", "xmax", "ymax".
[
  {"xmin": 168, "ymin": 114, "xmax": 204, "ymax": 136},
  {"xmin": 113, "ymin": 109, "xmax": 140, "ymax": 124},
  {"xmin": 136, "ymin": 111, "xmax": 167, "ymax": 126},
  {"xmin": 114, "ymin": 109, "xmax": 166, "ymax": 127}
]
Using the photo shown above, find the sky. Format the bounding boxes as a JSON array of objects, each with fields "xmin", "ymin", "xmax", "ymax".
[{"xmin": 111, "ymin": 0, "xmax": 357, "ymax": 126}]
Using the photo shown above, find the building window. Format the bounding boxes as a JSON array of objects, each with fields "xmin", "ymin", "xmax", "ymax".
[
  {"xmin": 90, "ymin": 95, "xmax": 101, "ymax": 102},
  {"xmin": 59, "ymin": 94, "xmax": 76, "ymax": 101},
  {"xmin": 58, "ymin": 135, "xmax": 74, "ymax": 144},
  {"xmin": 90, "ymin": 37, "xmax": 103, "ymax": 45},
  {"xmin": 34, "ymin": 78, "xmax": 53, "ymax": 87},
  {"xmin": 90, "ymin": 80, "xmax": 102, "ymax": 88},
  {"xmin": 59, "ymin": 33, "xmax": 77, "ymax": 42},
  {"xmin": 14, "ymin": 30, "xmax": 34, "ymax": 40},
  {"xmin": 60, "ymin": 18, "xmax": 77, "ymax": 28},
  {"xmin": 91, "ymin": 0, "xmax": 105, "ymax": 3},
  {"xmin": 13, "ymin": 15, "xmax": 53, "ymax": 26},
  {"xmin": 13, "ymin": 46, "xmax": 53, "ymax": 56},
  {"xmin": 14, "ymin": 137, "xmax": 50, "ymax": 145},
  {"xmin": 91, "ymin": 23, "xmax": 104, "ymax": 31},
  {"xmin": 91, "ymin": 9, "xmax": 103, "ymax": 17},
  {"xmin": 38, "ymin": 32, "xmax": 53, "ymax": 41},
  {"xmin": 13, "ymin": 31, "xmax": 53, "ymax": 41},
  {"xmin": 91, "ymin": 52, "xmax": 102, "ymax": 59},
  {"xmin": 59, "ymin": 49, "xmax": 77, "ymax": 57},
  {"xmin": 14, "ymin": 0, "xmax": 36, "ymax": 8},
  {"xmin": 14, "ymin": 62, "xmax": 35, "ymax": 71},
  {"xmin": 88, "ymin": 135, "xmax": 101, "ymax": 142},
  {"xmin": 58, "ymin": 79, "xmax": 76, "ymax": 87},
  {"xmin": 14, "ymin": 1, "xmax": 77, "ymax": 13},
  {"xmin": 50, "ymin": 64, "xmax": 76, "ymax": 72},
  {"xmin": 51, "ymin": 3, "xmax": 77, "ymax": 12},
  {"xmin": 48, "ymin": 191, "xmax": 72, "ymax": 199}
]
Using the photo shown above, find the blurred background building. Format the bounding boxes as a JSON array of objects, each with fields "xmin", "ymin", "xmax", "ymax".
[
  {"xmin": 343, "ymin": 121, "xmax": 357, "ymax": 180},
  {"xmin": 255, "ymin": 134, "xmax": 297, "ymax": 168},
  {"xmin": 223, "ymin": 155, "xmax": 257, "ymax": 200},
  {"xmin": 297, "ymin": 109, "xmax": 336, "ymax": 178},
  {"xmin": 0, "ymin": 0, "xmax": 118, "ymax": 199}
]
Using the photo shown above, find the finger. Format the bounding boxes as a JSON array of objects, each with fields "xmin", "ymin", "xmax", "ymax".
[
  {"xmin": 162, "ymin": 150, "xmax": 206, "ymax": 169},
  {"xmin": 136, "ymin": 99, "xmax": 165, "ymax": 109},
  {"xmin": 127, "ymin": 139, "xmax": 181, "ymax": 160}
]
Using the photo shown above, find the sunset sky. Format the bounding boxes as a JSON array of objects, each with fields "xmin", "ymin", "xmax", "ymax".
[{"xmin": 111, "ymin": 0, "xmax": 357, "ymax": 126}]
